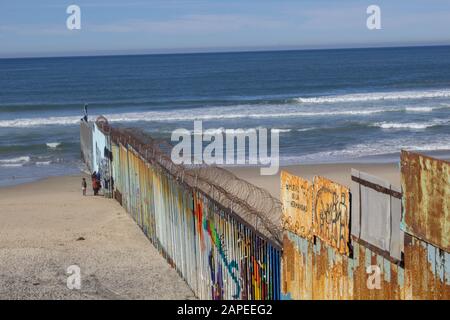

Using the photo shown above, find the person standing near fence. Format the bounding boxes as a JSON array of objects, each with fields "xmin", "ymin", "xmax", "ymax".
[
  {"xmin": 92, "ymin": 171, "xmax": 99, "ymax": 196},
  {"xmin": 82, "ymin": 177, "xmax": 87, "ymax": 196}
]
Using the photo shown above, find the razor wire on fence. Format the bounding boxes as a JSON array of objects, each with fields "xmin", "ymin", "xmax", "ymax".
[{"xmin": 85, "ymin": 117, "xmax": 283, "ymax": 300}]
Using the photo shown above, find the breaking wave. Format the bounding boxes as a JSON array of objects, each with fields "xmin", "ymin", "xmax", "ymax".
[
  {"xmin": 0, "ymin": 156, "xmax": 31, "ymax": 164},
  {"xmin": 0, "ymin": 108, "xmax": 391, "ymax": 128},
  {"xmin": 0, "ymin": 156, "xmax": 31, "ymax": 168},
  {"xmin": 373, "ymin": 119, "xmax": 449, "ymax": 130},
  {"xmin": 46, "ymin": 142, "xmax": 61, "ymax": 148},
  {"xmin": 295, "ymin": 89, "xmax": 450, "ymax": 104}
]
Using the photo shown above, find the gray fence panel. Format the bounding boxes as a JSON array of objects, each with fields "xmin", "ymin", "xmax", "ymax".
[
  {"xmin": 360, "ymin": 171, "xmax": 391, "ymax": 252},
  {"xmin": 390, "ymin": 185, "xmax": 403, "ymax": 260},
  {"xmin": 350, "ymin": 168, "xmax": 361, "ymax": 238}
]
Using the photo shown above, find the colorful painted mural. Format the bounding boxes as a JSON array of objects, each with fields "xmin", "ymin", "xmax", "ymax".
[
  {"xmin": 86, "ymin": 119, "xmax": 282, "ymax": 300},
  {"xmin": 313, "ymin": 176, "xmax": 350, "ymax": 255}
]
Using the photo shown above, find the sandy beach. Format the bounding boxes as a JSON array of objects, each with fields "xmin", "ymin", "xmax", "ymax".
[
  {"xmin": 0, "ymin": 162, "xmax": 401, "ymax": 299},
  {"xmin": 0, "ymin": 175, "xmax": 196, "ymax": 300}
]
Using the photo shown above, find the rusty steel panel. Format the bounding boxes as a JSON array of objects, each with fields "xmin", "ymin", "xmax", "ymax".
[
  {"xmin": 282, "ymin": 230, "xmax": 406, "ymax": 300},
  {"xmin": 280, "ymin": 171, "xmax": 313, "ymax": 239},
  {"xmin": 281, "ymin": 231, "xmax": 313, "ymax": 300},
  {"xmin": 282, "ymin": 228, "xmax": 449, "ymax": 300},
  {"xmin": 351, "ymin": 240, "xmax": 404, "ymax": 300},
  {"xmin": 311, "ymin": 237, "xmax": 351, "ymax": 299},
  {"xmin": 404, "ymin": 234, "xmax": 450, "ymax": 299},
  {"xmin": 313, "ymin": 176, "xmax": 351, "ymax": 255},
  {"xmin": 401, "ymin": 150, "xmax": 450, "ymax": 251}
]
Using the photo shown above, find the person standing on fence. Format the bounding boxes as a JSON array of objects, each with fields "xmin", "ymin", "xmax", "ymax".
[
  {"xmin": 82, "ymin": 178, "xmax": 87, "ymax": 196},
  {"xmin": 82, "ymin": 103, "xmax": 88, "ymax": 122}
]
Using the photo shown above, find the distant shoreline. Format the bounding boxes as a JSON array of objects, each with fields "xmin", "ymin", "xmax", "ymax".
[
  {"xmin": 2, "ymin": 150, "xmax": 450, "ymax": 190},
  {"xmin": 1, "ymin": 162, "xmax": 402, "ymax": 201},
  {"xmin": 2, "ymin": 43, "xmax": 450, "ymax": 60}
]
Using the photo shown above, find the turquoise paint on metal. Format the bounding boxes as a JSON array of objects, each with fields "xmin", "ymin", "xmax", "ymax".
[
  {"xmin": 314, "ymin": 238, "xmax": 321, "ymax": 254},
  {"xmin": 348, "ymin": 258, "xmax": 354, "ymax": 279},
  {"xmin": 353, "ymin": 241, "xmax": 360, "ymax": 268},
  {"xmin": 327, "ymin": 247, "xmax": 334, "ymax": 265},
  {"xmin": 397, "ymin": 266, "xmax": 405, "ymax": 287},
  {"xmin": 445, "ymin": 252, "xmax": 450, "ymax": 285},
  {"xmin": 365, "ymin": 247, "xmax": 371, "ymax": 268},
  {"xmin": 427, "ymin": 243, "xmax": 437, "ymax": 277},
  {"xmin": 383, "ymin": 258, "xmax": 391, "ymax": 282},
  {"xmin": 436, "ymin": 249, "xmax": 445, "ymax": 283}
]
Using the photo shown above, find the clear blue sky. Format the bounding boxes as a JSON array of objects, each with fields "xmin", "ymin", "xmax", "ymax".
[{"xmin": 1, "ymin": 0, "xmax": 450, "ymax": 58}]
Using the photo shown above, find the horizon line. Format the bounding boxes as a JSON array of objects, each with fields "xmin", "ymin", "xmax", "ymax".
[{"xmin": 1, "ymin": 42, "xmax": 450, "ymax": 60}]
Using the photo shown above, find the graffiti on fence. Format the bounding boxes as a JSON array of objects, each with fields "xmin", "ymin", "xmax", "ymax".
[
  {"xmin": 204, "ymin": 216, "xmax": 241, "ymax": 299},
  {"xmin": 281, "ymin": 153, "xmax": 450, "ymax": 300},
  {"xmin": 313, "ymin": 176, "xmax": 350, "ymax": 255},
  {"xmin": 85, "ymin": 118, "xmax": 282, "ymax": 300},
  {"xmin": 280, "ymin": 171, "xmax": 313, "ymax": 239}
]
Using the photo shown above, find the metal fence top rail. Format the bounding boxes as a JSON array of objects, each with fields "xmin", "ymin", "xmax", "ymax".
[{"xmin": 95, "ymin": 117, "xmax": 283, "ymax": 247}]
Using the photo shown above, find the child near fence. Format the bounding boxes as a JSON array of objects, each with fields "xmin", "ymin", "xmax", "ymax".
[{"xmin": 82, "ymin": 178, "xmax": 87, "ymax": 196}]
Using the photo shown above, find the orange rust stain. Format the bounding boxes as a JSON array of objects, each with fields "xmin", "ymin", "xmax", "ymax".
[
  {"xmin": 281, "ymin": 171, "xmax": 313, "ymax": 239},
  {"xmin": 401, "ymin": 150, "xmax": 449, "ymax": 251}
]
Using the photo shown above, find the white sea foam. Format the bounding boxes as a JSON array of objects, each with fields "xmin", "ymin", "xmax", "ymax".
[
  {"xmin": 36, "ymin": 161, "xmax": 51, "ymax": 166},
  {"xmin": 46, "ymin": 142, "xmax": 61, "ymax": 148},
  {"xmin": 295, "ymin": 89, "xmax": 450, "ymax": 104},
  {"xmin": 0, "ymin": 108, "xmax": 390, "ymax": 128},
  {"xmin": 271, "ymin": 129, "xmax": 292, "ymax": 133},
  {"xmin": 0, "ymin": 163, "xmax": 24, "ymax": 168},
  {"xmin": 297, "ymin": 127, "xmax": 317, "ymax": 132},
  {"xmin": 373, "ymin": 119, "xmax": 448, "ymax": 130},
  {"xmin": 283, "ymin": 137, "xmax": 450, "ymax": 164},
  {"xmin": 405, "ymin": 107, "xmax": 434, "ymax": 112},
  {"xmin": 0, "ymin": 156, "xmax": 31, "ymax": 164},
  {"xmin": 0, "ymin": 88, "xmax": 448, "ymax": 128}
]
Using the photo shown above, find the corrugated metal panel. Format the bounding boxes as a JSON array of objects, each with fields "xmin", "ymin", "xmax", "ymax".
[
  {"xmin": 102, "ymin": 139, "xmax": 282, "ymax": 300},
  {"xmin": 282, "ymin": 230, "xmax": 406, "ymax": 300},
  {"xmin": 313, "ymin": 176, "xmax": 350, "ymax": 255},
  {"xmin": 404, "ymin": 234, "xmax": 450, "ymax": 299},
  {"xmin": 401, "ymin": 150, "xmax": 449, "ymax": 251},
  {"xmin": 282, "ymin": 165, "xmax": 449, "ymax": 300},
  {"xmin": 280, "ymin": 170, "xmax": 313, "ymax": 239}
]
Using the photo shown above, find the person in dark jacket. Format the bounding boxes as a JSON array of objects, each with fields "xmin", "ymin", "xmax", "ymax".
[
  {"xmin": 92, "ymin": 171, "xmax": 99, "ymax": 195},
  {"xmin": 82, "ymin": 178, "xmax": 87, "ymax": 196}
]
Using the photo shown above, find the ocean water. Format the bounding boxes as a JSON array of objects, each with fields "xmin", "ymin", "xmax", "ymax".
[{"xmin": 1, "ymin": 46, "xmax": 450, "ymax": 186}]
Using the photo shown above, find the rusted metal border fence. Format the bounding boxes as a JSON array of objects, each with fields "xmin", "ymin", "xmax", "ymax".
[
  {"xmin": 84, "ymin": 118, "xmax": 283, "ymax": 300},
  {"xmin": 82, "ymin": 118, "xmax": 449, "ymax": 300},
  {"xmin": 80, "ymin": 120, "xmax": 93, "ymax": 172},
  {"xmin": 281, "ymin": 153, "xmax": 450, "ymax": 299}
]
